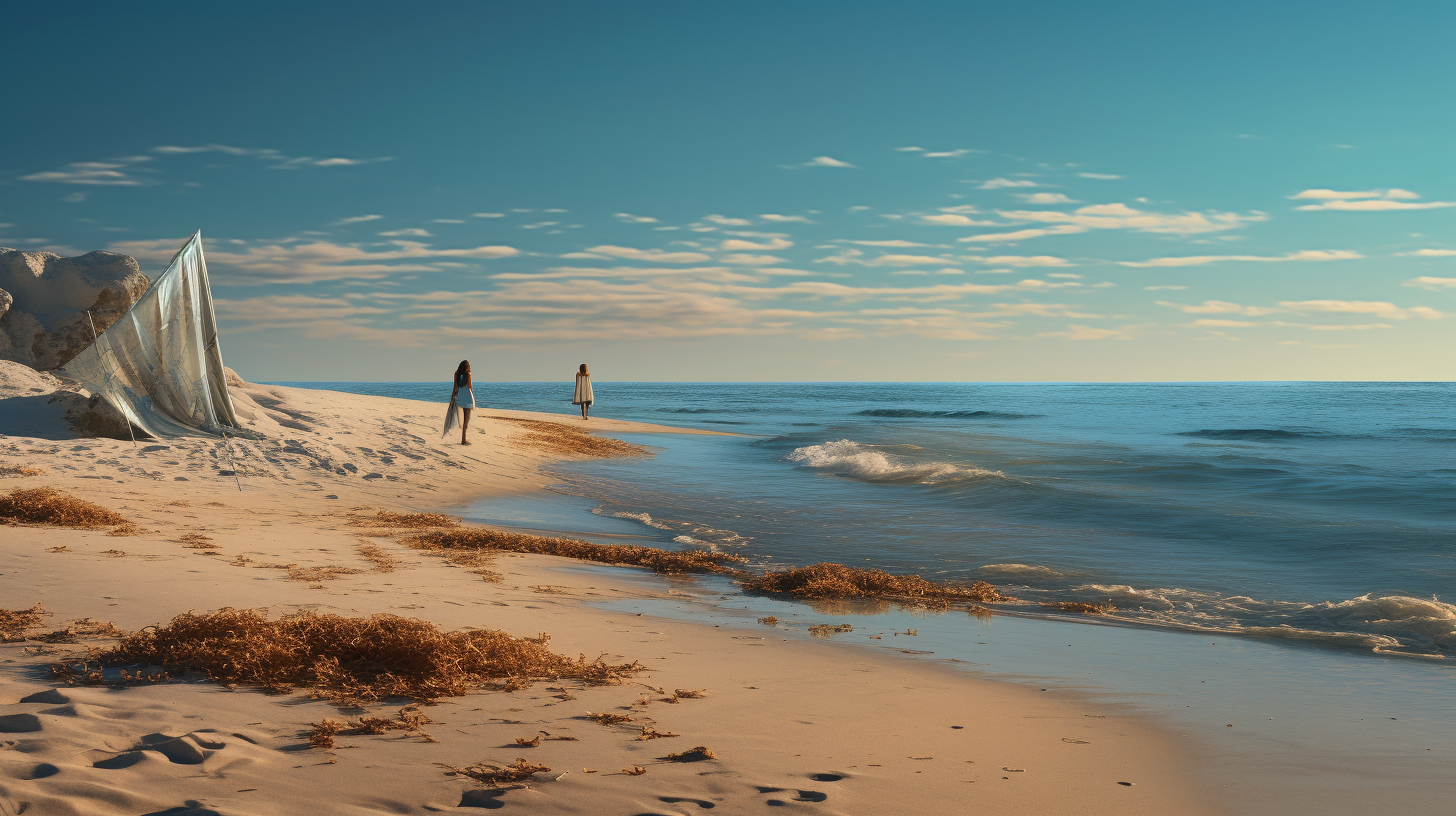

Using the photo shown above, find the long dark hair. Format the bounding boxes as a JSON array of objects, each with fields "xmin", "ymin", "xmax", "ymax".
[
  {"xmin": 455, "ymin": 360, "xmax": 471, "ymax": 387},
  {"xmin": 578, "ymin": 363, "xmax": 589, "ymax": 376}
]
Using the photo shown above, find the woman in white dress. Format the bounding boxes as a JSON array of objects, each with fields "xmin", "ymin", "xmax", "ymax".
[
  {"xmin": 449, "ymin": 360, "xmax": 475, "ymax": 444},
  {"xmin": 572, "ymin": 363, "xmax": 594, "ymax": 419}
]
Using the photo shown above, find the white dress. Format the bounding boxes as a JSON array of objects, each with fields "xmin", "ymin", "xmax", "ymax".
[{"xmin": 573, "ymin": 373, "xmax": 594, "ymax": 405}]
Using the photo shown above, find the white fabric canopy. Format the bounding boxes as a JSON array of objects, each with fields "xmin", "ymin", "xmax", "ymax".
[{"xmin": 61, "ymin": 231, "xmax": 239, "ymax": 438}]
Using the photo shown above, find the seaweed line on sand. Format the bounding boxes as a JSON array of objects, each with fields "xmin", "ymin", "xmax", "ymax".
[{"xmin": 50, "ymin": 608, "xmax": 644, "ymax": 705}]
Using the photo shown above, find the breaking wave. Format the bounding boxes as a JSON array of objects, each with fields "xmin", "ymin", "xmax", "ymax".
[
  {"xmin": 857, "ymin": 408, "xmax": 1033, "ymax": 419},
  {"xmin": 1023, "ymin": 583, "xmax": 1456, "ymax": 656},
  {"xmin": 787, "ymin": 439, "xmax": 1005, "ymax": 484}
]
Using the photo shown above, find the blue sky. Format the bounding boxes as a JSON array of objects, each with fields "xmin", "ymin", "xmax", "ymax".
[{"xmin": 2, "ymin": 1, "xmax": 1452, "ymax": 381}]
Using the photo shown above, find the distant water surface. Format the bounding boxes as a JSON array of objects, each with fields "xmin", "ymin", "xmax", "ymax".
[{"xmin": 274, "ymin": 381, "xmax": 1455, "ymax": 659}]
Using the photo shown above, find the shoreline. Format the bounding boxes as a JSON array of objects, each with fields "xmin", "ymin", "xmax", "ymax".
[{"xmin": 0, "ymin": 378, "xmax": 1223, "ymax": 815}]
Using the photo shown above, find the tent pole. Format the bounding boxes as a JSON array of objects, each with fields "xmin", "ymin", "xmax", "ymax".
[
  {"xmin": 86, "ymin": 310, "xmax": 137, "ymax": 449},
  {"xmin": 219, "ymin": 428, "xmax": 243, "ymax": 492}
]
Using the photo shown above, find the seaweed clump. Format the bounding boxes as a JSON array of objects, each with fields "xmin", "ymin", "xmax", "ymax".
[
  {"xmin": 0, "ymin": 605, "xmax": 49, "ymax": 642},
  {"xmin": 486, "ymin": 415, "xmax": 650, "ymax": 458},
  {"xmin": 0, "ymin": 487, "xmax": 130, "ymax": 529},
  {"xmin": 742, "ymin": 563, "xmax": 1013, "ymax": 610},
  {"xmin": 402, "ymin": 528, "xmax": 746, "ymax": 575},
  {"xmin": 1040, "ymin": 601, "xmax": 1113, "ymax": 615},
  {"xmin": 53, "ymin": 608, "xmax": 643, "ymax": 704}
]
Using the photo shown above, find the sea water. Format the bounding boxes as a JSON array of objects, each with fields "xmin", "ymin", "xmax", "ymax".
[{"xmin": 277, "ymin": 381, "xmax": 1456, "ymax": 812}]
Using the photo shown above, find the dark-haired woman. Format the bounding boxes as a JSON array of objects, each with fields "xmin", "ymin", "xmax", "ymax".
[
  {"xmin": 572, "ymin": 363, "xmax": 593, "ymax": 419},
  {"xmin": 446, "ymin": 360, "xmax": 475, "ymax": 444}
]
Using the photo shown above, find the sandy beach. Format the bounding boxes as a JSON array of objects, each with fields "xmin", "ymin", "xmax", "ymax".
[{"xmin": 0, "ymin": 375, "xmax": 1222, "ymax": 815}]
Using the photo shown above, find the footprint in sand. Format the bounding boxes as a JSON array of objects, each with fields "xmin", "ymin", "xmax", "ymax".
[
  {"xmin": 0, "ymin": 760, "xmax": 59, "ymax": 779},
  {"xmin": 756, "ymin": 786, "xmax": 829, "ymax": 805},
  {"xmin": 658, "ymin": 796, "xmax": 716, "ymax": 809},
  {"xmin": 138, "ymin": 803, "xmax": 222, "ymax": 816},
  {"xmin": 0, "ymin": 713, "xmax": 43, "ymax": 733}
]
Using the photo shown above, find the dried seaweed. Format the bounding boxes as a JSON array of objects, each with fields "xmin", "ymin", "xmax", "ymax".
[
  {"xmin": 742, "ymin": 563, "xmax": 1013, "ymax": 610},
  {"xmin": 663, "ymin": 746, "xmax": 716, "ymax": 762},
  {"xmin": 486, "ymin": 415, "xmax": 649, "ymax": 458},
  {"xmin": 0, "ymin": 487, "xmax": 129, "ymax": 529},
  {"xmin": 356, "ymin": 542, "xmax": 398, "ymax": 571},
  {"xmin": 176, "ymin": 533, "xmax": 220, "ymax": 550},
  {"xmin": 636, "ymin": 726, "xmax": 680, "ymax": 741},
  {"xmin": 587, "ymin": 712, "xmax": 634, "ymax": 725},
  {"xmin": 757, "ymin": 616, "xmax": 779, "ymax": 627},
  {"xmin": 1040, "ymin": 601, "xmax": 1113, "ymax": 615},
  {"xmin": 402, "ymin": 528, "xmax": 745, "ymax": 575},
  {"xmin": 0, "ymin": 605, "xmax": 49, "ymax": 642},
  {"xmin": 0, "ymin": 465, "xmax": 45, "ymax": 477},
  {"xmin": 310, "ymin": 705, "xmax": 433, "ymax": 748},
  {"xmin": 54, "ymin": 608, "xmax": 643, "ymax": 704},
  {"xmin": 352, "ymin": 510, "xmax": 461, "ymax": 529},
  {"xmin": 443, "ymin": 758, "xmax": 552, "ymax": 787},
  {"xmin": 808, "ymin": 623, "xmax": 853, "ymax": 637}
]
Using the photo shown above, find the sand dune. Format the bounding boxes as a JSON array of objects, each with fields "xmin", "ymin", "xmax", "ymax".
[{"xmin": 0, "ymin": 373, "xmax": 1217, "ymax": 815}]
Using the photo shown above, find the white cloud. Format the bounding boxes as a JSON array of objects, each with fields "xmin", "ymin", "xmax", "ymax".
[
  {"xmin": 1292, "ymin": 188, "xmax": 1452, "ymax": 211},
  {"xmin": 1145, "ymin": 285, "xmax": 1188, "ymax": 290},
  {"xmin": 958, "ymin": 225, "xmax": 1089, "ymax": 243},
  {"xmin": 920, "ymin": 213, "xmax": 996, "ymax": 226},
  {"xmin": 580, "ymin": 245, "xmax": 713, "ymax": 263},
  {"xmin": 1119, "ymin": 249, "xmax": 1362, "ymax": 267},
  {"xmin": 835, "ymin": 239, "xmax": 937, "ymax": 247},
  {"xmin": 976, "ymin": 255, "xmax": 1073, "ymax": 267},
  {"xmin": 615, "ymin": 213, "xmax": 660, "ymax": 223},
  {"xmin": 720, "ymin": 237, "xmax": 792, "ymax": 251},
  {"xmin": 922, "ymin": 149, "xmax": 977, "ymax": 158},
  {"xmin": 433, "ymin": 219, "xmax": 465, "ymax": 224},
  {"xmin": 1396, "ymin": 249, "xmax": 1456, "ymax": 257},
  {"xmin": 1290, "ymin": 188, "xmax": 1420, "ymax": 200},
  {"xmin": 334, "ymin": 214, "xmax": 384, "ymax": 225},
  {"xmin": 1078, "ymin": 172, "xmax": 1122, "ymax": 180},
  {"xmin": 110, "ymin": 237, "xmax": 519, "ymax": 284},
  {"xmin": 760, "ymin": 214, "xmax": 814, "ymax": 223},
  {"xmin": 978, "ymin": 178, "xmax": 1039, "ymax": 189},
  {"xmin": 379, "ymin": 228, "xmax": 432, "ymax": 237},
  {"xmin": 1278, "ymin": 300, "xmax": 1443, "ymax": 320},
  {"xmin": 703, "ymin": 214, "xmax": 753, "ymax": 226},
  {"xmin": 1403, "ymin": 276, "xmax": 1456, "ymax": 290},
  {"xmin": 1191, "ymin": 319, "xmax": 1257, "ymax": 328},
  {"xmin": 806, "ymin": 156, "xmax": 855, "ymax": 168},
  {"xmin": 1159, "ymin": 300, "xmax": 1281, "ymax": 316},
  {"xmin": 998, "ymin": 202, "xmax": 1264, "ymax": 235},
  {"xmin": 719, "ymin": 253, "xmax": 785, "ymax": 266},
  {"xmin": 21, "ymin": 160, "xmax": 149, "ymax": 186},
  {"xmin": 895, "ymin": 147, "xmax": 925, "ymax": 152},
  {"xmin": 1039, "ymin": 325, "xmax": 1127, "ymax": 340},
  {"xmin": 472, "ymin": 212, "xmax": 505, "ymax": 218},
  {"xmin": 1017, "ymin": 192, "xmax": 1078, "ymax": 204}
]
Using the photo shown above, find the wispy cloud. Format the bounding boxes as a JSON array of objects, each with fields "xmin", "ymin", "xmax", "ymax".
[
  {"xmin": 1403, "ymin": 276, "xmax": 1456, "ymax": 290},
  {"xmin": 379, "ymin": 228, "xmax": 431, "ymax": 237},
  {"xmin": 472, "ymin": 212, "xmax": 505, "ymax": 218},
  {"xmin": 920, "ymin": 213, "xmax": 996, "ymax": 226},
  {"xmin": 1395, "ymin": 248, "xmax": 1456, "ymax": 257},
  {"xmin": 1120, "ymin": 249, "xmax": 1362, "ymax": 267},
  {"xmin": 21, "ymin": 158, "xmax": 152, "ymax": 186},
  {"xmin": 958, "ymin": 225, "xmax": 1088, "ymax": 243},
  {"xmin": 152, "ymin": 144, "xmax": 393, "ymax": 169},
  {"xmin": 805, "ymin": 156, "xmax": 855, "ymax": 168},
  {"xmin": 997, "ymin": 202, "xmax": 1264, "ymax": 235},
  {"xmin": 720, "ymin": 237, "xmax": 793, "ymax": 251},
  {"xmin": 334, "ymin": 214, "xmax": 384, "ymax": 225},
  {"xmin": 973, "ymin": 255, "xmax": 1073, "ymax": 267},
  {"xmin": 1291, "ymin": 188, "xmax": 1454, "ymax": 212},
  {"xmin": 1158, "ymin": 300, "xmax": 1281, "ymax": 316},
  {"xmin": 614, "ymin": 213, "xmax": 660, "ymax": 223},
  {"xmin": 1279, "ymin": 300, "xmax": 1442, "ymax": 320},
  {"xmin": 760, "ymin": 214, "xmax": 814, "ymax": 223},
  {"xmin": 1077, "ymin": 172, "xmax": 1122, "ymax": 180},
  {"xmin": 978, "ymin": 178, "xmax": 1039, "ymax": 189},
  {"xmin": 1017, "ymin": 192, "xmax": 1078, "ymax": 204},
  {"xmin": 110, "ymin": 237, "xmax": 519, "ymax": 284},
  {"xmin": 574, "ymin": 245, "xmax": 713, "ymax": 263},
  {"xmin": 1039, "ymin": 324, "xmax": 1128, "ymax": 340}
]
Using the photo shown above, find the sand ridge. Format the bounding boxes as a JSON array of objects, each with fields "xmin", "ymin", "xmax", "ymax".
[{"xmin": 0, "ymin": 379, "xmax": 1220, "ymax": 815}]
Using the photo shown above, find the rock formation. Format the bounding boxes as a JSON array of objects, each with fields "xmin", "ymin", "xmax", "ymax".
[{"xmin": 0, "ymin": 248, "xmax": 149, "ymax": 370}]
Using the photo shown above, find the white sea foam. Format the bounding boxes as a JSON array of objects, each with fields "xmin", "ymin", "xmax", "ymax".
[
  {"xmin": 976, "ymin": 563, "xmax": 1067, "ymax": 580},
  {"xmin": 606, "ymin": 510, "xmax": 671, "ymax": 529},
  {"xmin": 787, "ymin": 439, "xmax": 1004, "ymax": 484}
]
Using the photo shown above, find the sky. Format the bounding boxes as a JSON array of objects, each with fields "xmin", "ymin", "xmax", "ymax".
[{"xmin": 2, "ymin": 1, "xmax": 1453, "ymax": 382}]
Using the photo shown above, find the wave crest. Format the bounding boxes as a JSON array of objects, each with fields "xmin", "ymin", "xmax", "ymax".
[
  {"xmin": 787, "ymin": 439, "xmax": 1005, "ymax": 484},
  {"xmin": 856, "ymin": 408, "xmax": 1033, "ymax": 419}
]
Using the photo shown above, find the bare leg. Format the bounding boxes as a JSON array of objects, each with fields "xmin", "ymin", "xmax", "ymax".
[
  {"xmin": 461, "ymin": 408, "xmax": 472, "ymax": 444},
  {"xmin": 581, "ymin": 402, "xmax": 588, "ymax": 419}
]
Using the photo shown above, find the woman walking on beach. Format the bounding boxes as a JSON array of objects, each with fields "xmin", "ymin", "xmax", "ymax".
[
  {"xmin": 446, "ymin": 360, "xmax": 475, "ymax": 444},
  {"xmin": 573, "ymin": 363, "xmax": 594, "ymax": 419}
]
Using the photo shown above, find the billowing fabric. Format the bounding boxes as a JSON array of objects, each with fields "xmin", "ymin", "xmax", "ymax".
[
  {"xmin": 573, "ymin": 373, "xmax": 593, "ymax": 405},
  {"xmin": 61, "ymin": 231, "xmax": 238, "ymax": 438}
]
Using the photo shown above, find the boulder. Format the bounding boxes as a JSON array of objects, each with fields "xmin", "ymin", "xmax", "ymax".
[{"xmin": 0, "ymin": 247, "xmax": 149, "ymax": 370}]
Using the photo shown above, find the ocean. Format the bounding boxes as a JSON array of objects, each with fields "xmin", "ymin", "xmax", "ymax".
[{"xmin": 275, "ymin": 380, "xmax": 1456, "ymax": 812}]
